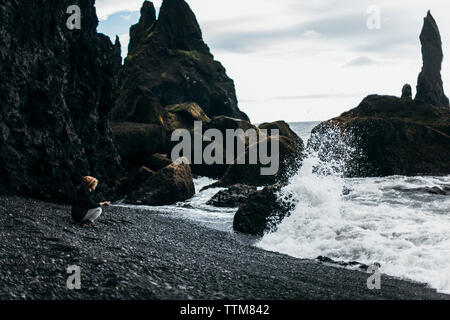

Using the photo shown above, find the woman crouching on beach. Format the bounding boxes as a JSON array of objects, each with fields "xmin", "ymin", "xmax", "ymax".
[{"xmin": 71, "ymin": 176, "xmax": 110, "ymax": 226}]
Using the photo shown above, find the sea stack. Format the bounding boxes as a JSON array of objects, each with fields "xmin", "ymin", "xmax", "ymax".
[
  {"xmin": 415, "ymin": 11, "xmax": 449, "ymax": 107},
  {"xmin": 112, "ymin": 0, "xmax": 249, "ymax": 124}
]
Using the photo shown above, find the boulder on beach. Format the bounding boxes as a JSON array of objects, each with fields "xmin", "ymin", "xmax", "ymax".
[
  {"xmin": 118, "ymin": 166, "xmax": 155, "ymax": 197},
  {"xmin": 204, "ymin": 116, "xmax": 257, "ymax": 134},
  {"xmin": 125, "ymin": 158, "xmax": 195, "ymax": 206},
  {"xmin": 194, "ymin": 120, "xmax": 303, "ymax": 185},
  {"xmin": 233, "ymin": 184, "xmax": 296, "ymax": 236},
  {"xmin": 207, "ymin": 184, "xmax": 257, "ymax": 208},
  {"xmin": 143, "ymin": 153, "xmax": 173, "ymax": 172},
  {"xmin": 171, "ymin": 115, "xmax": 259, "ymax": 179},
  {"xmin": 112, "ymin": 0, "xmax": 249, "ymax": 123},
  {"xmin": 210, "ymin": 135, "xmax": 303, "ymax": 187},
  {"xmin": 258, "ymin": 120, "xmax": 303, "ymax": 149},
  {"xmin": 111, "ymin": 122, "xmax": 167, "ymax": 169}
]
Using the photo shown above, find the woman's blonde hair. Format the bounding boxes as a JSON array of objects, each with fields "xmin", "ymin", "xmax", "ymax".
[{"xmin": 83, "ymin": 176, "xmax": 98, "ymax": 189}]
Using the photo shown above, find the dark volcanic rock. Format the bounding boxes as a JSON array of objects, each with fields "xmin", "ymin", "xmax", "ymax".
[
  {"xmin": 112, "ymin": 0, "xmax": 249, "ymax": 124},
  {"xmin": 415, "ymin": 11, "xmax": 449, "ymax": 107},
  {"xmin": 125, "ymin": 158, "xmax": 195, "ymax": 206},
  {"xmin": 204, "ymin": 116, "xmax": 256, "ymax": 133},
  {"xmin": 207, "ymin": 184, "xmax": 257, "ymax": 208},
  {"xmin": 143, "ymin": 153, "xmax": 173, "ymax": 172},
  {"xmin": 316, "ymin": 256, "xmax": 370, "ymax": 271},
  {"xmin": 233, "ymin": 184, "xmax": 296, "ymax": 236},
  {"xmin": 310, "ymin": 95, "xmax": 450, "ymax": 177},
  {"xmin": 165, "ymin": 102, "xmax": 211, "ymax": 132},
  {"xmin": 169, "ymin": 115, "xmax": 258, "ymax": 179},
  {"xmin": 0, "ymin": 0, "xmax": 123, "ymax": 202},
  {"xmin": 111, "ymin": 122, "xmax": 167, "ymax": 169},
  {"xmin": 401, "ymin": 84, "xmax": 412, "ymax": 99},
  {"xmin": 211, "ymin": 135, "xmax": 303, "ymax": 187},
  {"xmin": 128, "ymin": 1, "xmax": 157, "ymax": 55},
  {"xmin": 259, "ymin": 120, "xmax": 304, "ymax": 150},
  {"xmin": 118, "ymin": 166, "xmax": 155, "ymax": 197},
  {"xmin": 189, "ymin": 118, "xmax": 304, "ymax": 182},
  {"xmin": 393, "ymin": 185, "xmax": 450, "ymax": 196}
]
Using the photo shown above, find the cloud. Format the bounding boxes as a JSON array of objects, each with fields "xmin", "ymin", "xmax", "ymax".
[
  {"xmin": 344, "ymin": 56, "xmax": 378, "ymax": 67},
  {"xmin": 95, "ymin": 0, "xmax": 144, "ymax": 20},
  {"xmin": 121, "ymin": 15, "xmax": 133, "ymax": 21},
  {"xmin": 241, "ymin": 93, "xmax": 358, "ymax": 103}
]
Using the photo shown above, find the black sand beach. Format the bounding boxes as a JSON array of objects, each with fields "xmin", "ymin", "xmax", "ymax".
[{"xmin": 0, "ymin": 196, "xmax": 448, "ymax": 300}]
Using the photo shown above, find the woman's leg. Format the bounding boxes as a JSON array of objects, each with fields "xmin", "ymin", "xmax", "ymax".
[{"xmin": 81, "ymin": 207, "xmax": 102, "ymax": 223}]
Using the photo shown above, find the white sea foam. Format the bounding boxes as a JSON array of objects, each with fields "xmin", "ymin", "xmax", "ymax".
[{"xmin": 257, "ymin": 125, "xmax": 450, "ymax": 294}]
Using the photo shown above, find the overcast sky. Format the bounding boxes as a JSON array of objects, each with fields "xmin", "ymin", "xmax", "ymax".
[{"xmin": 96, "ymin": 0, "xmax": 450, "ymax": 123}]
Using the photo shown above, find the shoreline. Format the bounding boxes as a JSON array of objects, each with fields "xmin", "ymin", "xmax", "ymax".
[{"xmin": 0, "ymin": 195, "xmax": 448, "ymax": 300}]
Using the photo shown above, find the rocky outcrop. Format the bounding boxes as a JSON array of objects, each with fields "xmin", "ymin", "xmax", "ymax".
[
  {"xmin": 210, "ymin": 135, "xmax": 303, "ymax": 187},
  {"xmin": 165, "ymin": 102, "xmax": 211, "ymax": 132},
  {"xmin": 111, "ymin": 122, "xmax": 167, "ymax": 169},
  {"xmin": 401, "ymin": 84, "xmax": 412, "ymax": 99},
  {"xmin": 415, "ymin": 11, "xmax": 449, "ymax": 107},
  {"xmin": 125, "ymin": 158, "xmax": 195, "ymax": 206},
  {"xmin": 118, "ymin": 166, "xmax": 155, "ymax": 197},
  {"xmin": 311, "ymin": 12, "xmax": 450, "ymax": 178},
  {"xmin": 258, "ymin": 121, "xmax": 304, "ymax": 150},
  {"xmin": 169, "ymin": 116, "xmax": 258, "ymax": 179},
  {"xmin": 128, "ymin": 1, "xmax": 157, "ymax": 55},
  {"xmin": 112, "ymin": 0, "xmax": 249, "ymax": 125},
  {"xmin": 310, "ymin": 95, "xmax": 450, "ymax": 177},
  {"xmin": 143, "ymin": 153, "xmax": 173, "ymax": 172},
  {"xmin": 0, "ymin": 0, "xmax": 123, "ymax": 202},
  {"xmin": 207, "ymin": 185, "xmax": 256, "ymax": 208},
  {"xmin": 233, "ymin": 184, "xmax": 296, "ymax": 236}
]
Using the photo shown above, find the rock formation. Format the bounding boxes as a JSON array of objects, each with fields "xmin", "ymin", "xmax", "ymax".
[
  {"xmin": 111, "ymin": 122, "xmax": 168, "ymax": 169},
  {"xmin": 0, "ymin": 0, "xmax": 123, "ymax": 202},
  {"xmin": 415, "ymin": 11, "xmax": 449, "ymax": 107},
  {"xmin": 112, "ymin": 0, "xmax": 249, "ymax": 125},
  {"xmin": 310, "ymin": 95, "xmax": 450, "ymax": 177},
  {"xmin": 117, "ymin": 166, "xmax": 155, "ymax": 196},
  {"xmin": 125, "ymin": 158, "xmax": 195, "ymax": 206},
  {"xmin": 312, "ymin": 11, "xmax": 450, "ymax": 178},
  {"xmin": 207, "ymin": 185, "xmax": 257, "ymax": 208},
  {"xmin": 401, "ymin": 84, "xmax": 412, "ymax": 99},
  {"xmin": 233, "ymin": 184, "xmax": 296, "ymax": 236},
  {"xmin": 215, "ymin": 135, "xmax": 303, "ymax": 187},
  {"xmin": 258, "ymin": 121, "xmax": 304, "ymax": 148},
  {"xmin": 165, "ymin": 102, "xmax": 211, "ymax": 132}
]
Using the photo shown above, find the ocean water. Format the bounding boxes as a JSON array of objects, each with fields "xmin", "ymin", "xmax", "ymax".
[{"xmin": 121, "ymin": 122, "xmax": 450, "ymax": 294}]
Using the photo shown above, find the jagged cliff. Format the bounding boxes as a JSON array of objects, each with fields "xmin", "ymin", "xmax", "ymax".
[
  {"xmin": 0, "ymin": 0, "xmax": 123, "ymax": 202},
  {"xmin": 112, "ymin": 0, "xmax": 249, "ymax": 125}
]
